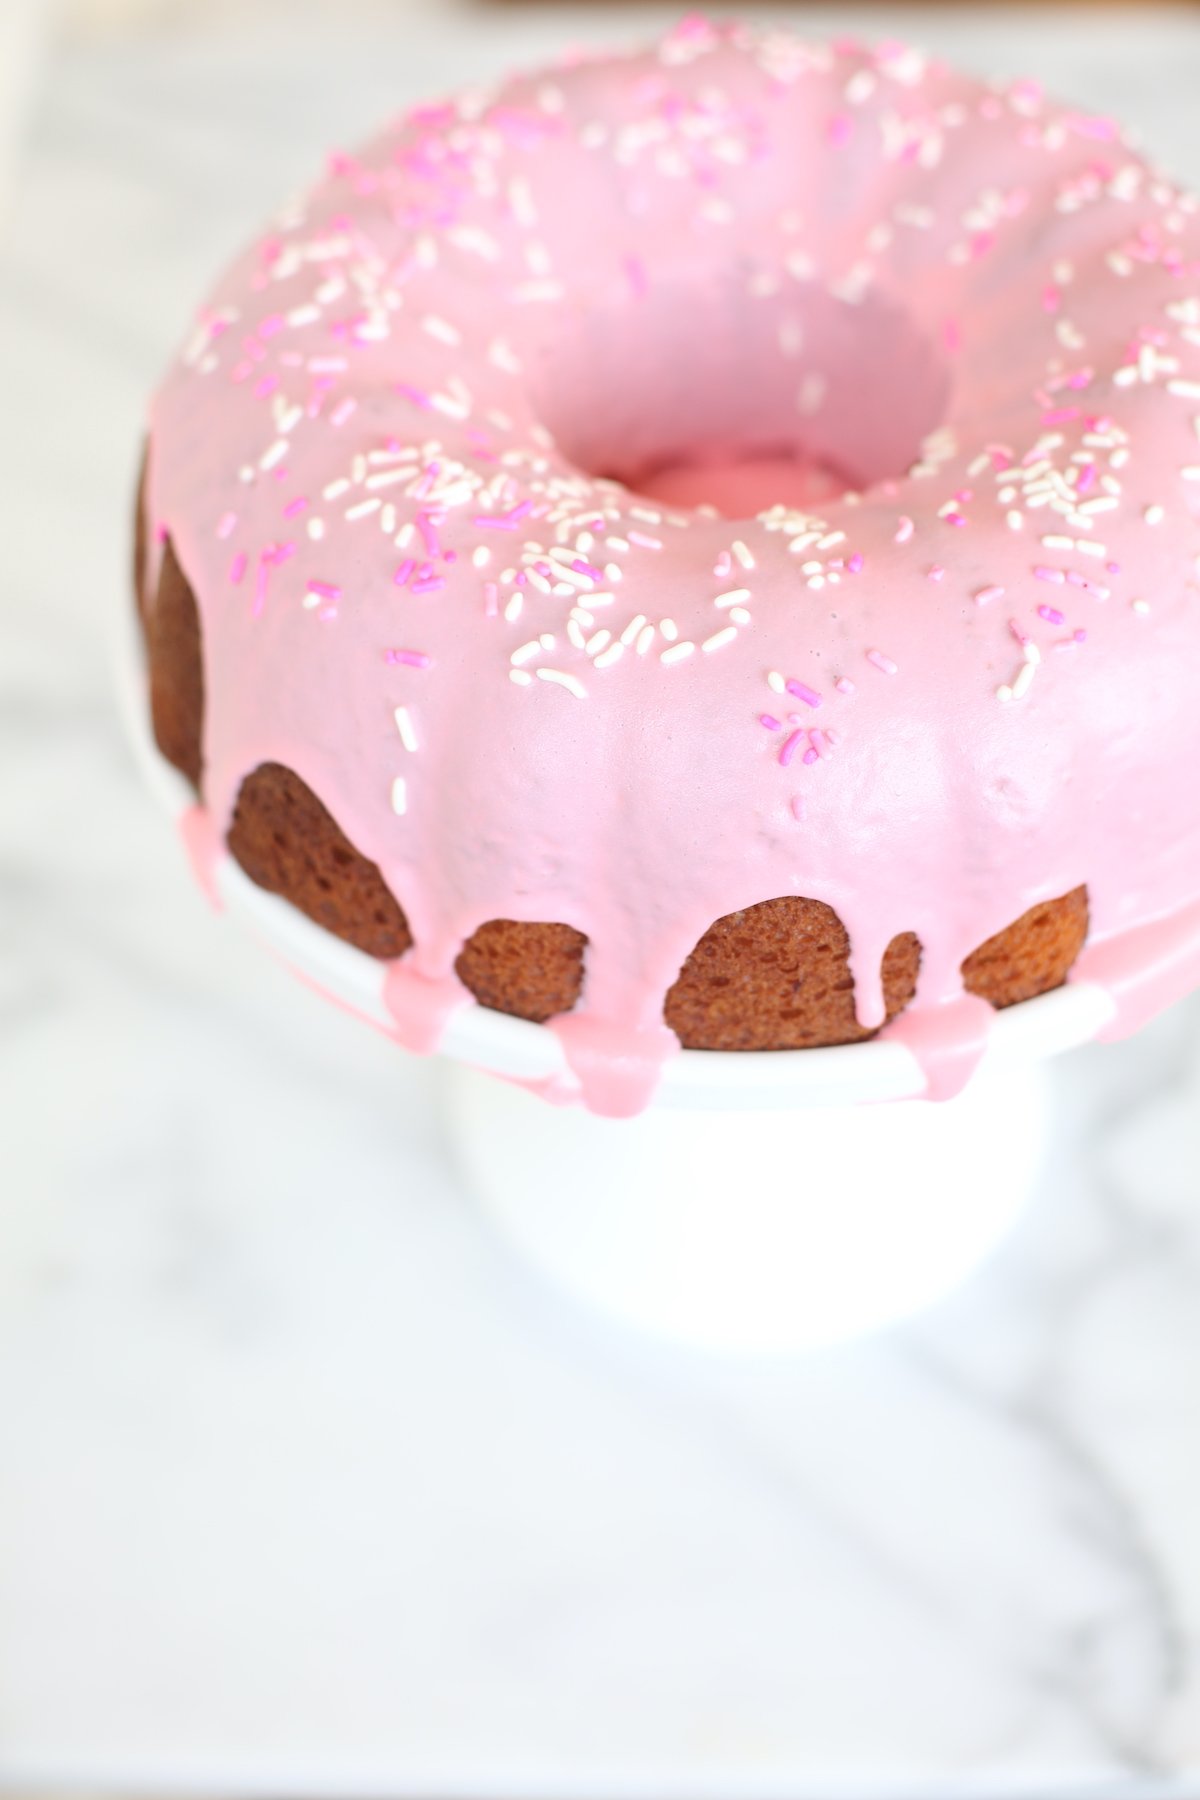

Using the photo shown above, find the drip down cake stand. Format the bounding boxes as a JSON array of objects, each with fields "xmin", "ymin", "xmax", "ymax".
[{"xmin": 121, "ymin": 608, "xmax": 1121, "ymax": 1353}]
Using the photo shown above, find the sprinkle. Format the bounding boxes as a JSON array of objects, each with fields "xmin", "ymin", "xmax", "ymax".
[
  {"xmin": 759, "ymin": 714, "xmax": 782, "ymax": 731},
  {"xmin": 393, "ymin": 707, "xmax": 418, "ymax": 753},
  {"xmin": 786, "ymin": 679, "xmax": 822, "ymax": 708},
  {"xmin": 384, "ymin": 648, "xmax": 431, "ymax": 669},
  {"xmin": 766, "ymin": 670, "xmax": 786, "ymax": 695},
  {"xmin": 790, "ymin": 794, "xmax": 806, "ymax": 822},
  {"xmin": 628, "ymin": 531, "xmax": 663, "ymax": 550},
  {"xmin": 927, "ymin": 565, "xmax": 946, "ymax": 582},
  {"xmin": 1169, "ymin": 379, "xmax": 1200, "ymax": 399},
  {"xmin": 510, "ymin": 640, "xmax": 541, "ymax": 667},
  {"xmin": 835, "ymin": 676, "xmax": 856, "ymax": 696},
  {"xmin": 1144, "ymin": 505, "xmax": 1166, "ymax": 525},
  {"xmin": 1034, "ymin": 565, "xmax": 1066, "ymax": 584},
  {"xmin": 216, "ymin": 512, "xmax": 238, "ymax": 539},
  {"xmin": 714, "ymin": 588, "xmax": 751, "ymax": 608},
  {"xmin": 305, "ymin": 579, "xmax": 341, "ymax": 601},
  {"xmin": 390, "ymin": 777, "xmax": 408, "ymax": 815},
  {"xmin": 509, "ymin": 669, "xmax": 533, "ymax": 687},
  {"xmin": 228, "ymin": 552, "xmax": 247, "ymax": 586},
  {"xmin": 894, "ymin": 515, "xmax": 915, "ymax": 544},
  {"xmin": 866, "ymin": 648, "xmax": 898, "ymax": 675},
  {"xmin": 1183, "ymin": 467, "xmax": 1200, "ymax": 481},
  {"xmin": 702, "ymin": 626, "xmax": 738, "ymax": 654},
  {"xmin": 410, "ymin": 576, "xmax": 445, "ymax": 596},
  {"xmin": 975, "ymin": 584, "xmax": 1005, "ymax": 606},
  {"xmin": 636, "ymin": 624, "xmax": 657, "ymax": 655},
  {"xmin": 732, "ymin": 540, "xmax": 755, "ymax": 569},
  {"xmin": 660, "ymin": 641, "xmax": 696, "ymax": 666},
  {"xmin": 1038, "ymin": 604, "xmax": 1066, "ymax": 625},
  {"xmin": 537, "ymin": 667, "xmax": 587, "ymax": 698},
  {"xmin": 779, "ymin": 729, "xmax": 804, "ymax": 767}
]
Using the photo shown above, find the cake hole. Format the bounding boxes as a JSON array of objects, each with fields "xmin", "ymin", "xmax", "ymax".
[{"xmin": 531, "ymin": 277, "xmax": 950, "ymax": 516}]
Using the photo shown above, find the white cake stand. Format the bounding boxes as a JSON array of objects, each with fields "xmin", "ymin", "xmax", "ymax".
[{"xmin": 117, "ymin": 606, "xmax": 1116, "ymax": 1352}]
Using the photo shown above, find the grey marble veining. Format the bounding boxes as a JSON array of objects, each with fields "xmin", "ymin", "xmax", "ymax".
[{"xmin": 3, "ymin": 5, "xmax": 1200, "ymax": 1794}]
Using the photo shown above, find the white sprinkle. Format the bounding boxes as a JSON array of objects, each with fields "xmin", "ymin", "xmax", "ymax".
[
  {"xmin": 260, "ymin": 439, "xmax": 288, "ymax": 472},
  {"xmin": 307, "ymin": 518, "xmax": 326, "ymax": 541},
  {"xmin": 1133, "ymin": 598, "xmax": 1151, "ymax": 615},
  {"xmin": 472, "ymin": 546, "xmax": 491, "ymax": 569},
  {"xmin": 393, "ymin": 707, "xmax": 418, "ymax": 753},
  {"xmin": 636, "ymin": 624, "xmax": 656, "ymax": 655},
  {"xmin": 729, "ymin": 606, "xmax": 751, "ymax": 625},
  {"xmin": 1076, "ymin": 539, "xmax": 1108, "ymax": 559},
  {"xmin": 537, "ymin": 667, "xmax": 587, "ymax": 699},
  {"xmin": 1182, "ymin": 467, "xmax": 1200, "ymax": 481},
  {"xmin": 659, "ymin": 618, "xmax": 678, "ymax": 642},
  {"xmin": 503, "ymin": 594, "xmax": 523, "ymax": 623},
  {"xmin": 1042, "ymin": 534, "xmax": 1075, "ymax": 551},
  {"xmin": 509, "ymin": 668, "xmax": 533, "ymax": 687},
  {"xmin": 1169, "ymin": 379, "xmax": 1200, "ymax": 399},
  {"xmin": 714, "ymin": 587, "xmax": 751, "ymax": 609},
  {"xmin": 390, "ymin": 776, "xmax": 408, "ymax": 815},
  {"xmin": 660, "ymin": 641, "xmax": 696, "ymax": 666},
  {"xmin": 894, "ymin": 515, "xmax": 915, "ymax": 544},
  {"xmin": 702, "ymin": 626, "xmax": 738, "ymax": 654},
  {"xmin": 620, "ymin": 613, "xmax": 647, "ymax": 645},
  {"xmin": 1145, "ymin": 504, "xmax": 1166, "ymax": 525},
  {"xmin": 1007, "ymin": 510, "xmax": 1024, "ymax": 532},
  {"xmin": 585, "ymin": 630, "xmax": 611, "ymax": 656},
  {"xmin": 767, "ymin": 670, "xmax": 786, "ymax": 695},
  {"xmin": 422, "ymin": 314, "xmax": 461, "ymax": 347},
  {"xmin": 510, "ymin": 640, "xmax": 541, "ymax": 667},
  {"xmin": 593, "ymin": 643, "xmax": 625, "ymax": 670},
  {"xmin": 732, "ymin": 539, "xmax": 756, "ymax": 569}
]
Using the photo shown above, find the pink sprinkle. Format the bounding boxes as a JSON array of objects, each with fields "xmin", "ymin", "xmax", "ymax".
[
  {"xmin": 835, "ymin": 676, "xmax": 855, "ymax": 696},
  {"xmin": 258, "ymin": 314, "xmax": 285, "ymax": 340},
  {"xmin": 228, "ymin": 551, "xmax": 247, "ymax": 586},
  {"xmin": 385, "ymin": 648, "xmax": 431, "ymax": 668},
  {"xmin": 759, "ymin": 713, "xmax": 782, "ymax": 731},
  {"xmin": 410, "ymin": 576, "xmax": 445, "ymax": 595},
  {"xmin": 1038, "ymin": 604, "xmax": 1066, "ymax": 626},
  {"xmin": 714, "ymin": 552, "xmax": 733, "ymax": 578},
  {"xmin": 330, "ymin": 397, "xmax": 357, "ymax": 427},
  {"xmin": 1075, "ymin": 628, "xmax": 1089, "ymax": 643},
  {"xmin": 572, "ymin": 559, "xmax": 605, "ymax": 582},
  {"xmin": 283, "ymin": 496, "xmax": 310, "ymax": 518},
  {"xmin": 786, "ymin": 679, "xmax": 822, "ymax": 709},
  {"xmin": 394, "ymin": 559, "xmax": 416, "ymax": 587},
  {"xmin": 416, "ymin": 512, "xmax": 441, "ymax": 558},
  {"xmin": 803, "ymin": 745, "xmax": 820, "ymax": 766},
  {"xmin": 791, "ymin": 794, "xmax": 805, "ymax": 823},
  {"xmin": 628, "ymin": 531, "xmax": 662, "ymax": 550},
  {"xmin": 1106, "ymin": 561, "xmax": 1122, "ymax": 575},
  {"xmin": 928, "ymin": 565, "xmax": 946, "ymax": 582},
  {"xmin": 943, "ymin": 510, "xmax": 967, "ymax": 528},
  {"xmin": 1034, "ymin": 565, "xmax": 1066, "ymax": 584},
  {"xmin": 1041, "ymin": 407, "xmax": 1080, "ymax": 426},
  {"xmin": 779, "ymin": 729, "xmax": 804, "ymax": 768},
  {"xmin": 944, "ymin": 319, "xmax": 962, "ymax": 354},
  {"xmin": 253, "ymin": 375, "xmax": 279, "ymax": 400},
  {"xmin": 625, "ymin": 254, "xmax": 649, "ymax": 298},
  {"xmin": 1076, "ymin": 463, "xmax": 1098, "ymax": 494},
  {"xmin": 473, "ymin": 499, "xmax": 535, "ymax": 531},
  {"xmin": 1042, "ymin": 285, "xmax": 1061, "ymax": 314},
  {"xmin": 216, "ymin": 512, "xmax": 238, "ymax": 540},
  {"xmin": 847, "ymin": 553, "xmax": 864, "ymax": 575},
  {"xmin": 828, "ymin": 113, "xmax": 853, "ymax": 147},
  {"xmin": 975, "ymin": 584, "xmax": 1005, "ymax": 606},
  {"xmin": 306, "ymin": 579, "xmax": 341, "ymax": 600},
  {"xmin": 1009, "ymin": 618, "xmax": 1031, "ymax": 649},
  {"xmin": 866, "ymin": 648, "xmax": 898, "ymax": 675},
  {"xmin": 894, "ymin": 516, "xmax": 914, "ymax": 545}
]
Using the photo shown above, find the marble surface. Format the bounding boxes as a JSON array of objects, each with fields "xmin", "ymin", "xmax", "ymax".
[{"xmin": 4, "ymin": 4, "xmax": 1200, "ymax": 1794}]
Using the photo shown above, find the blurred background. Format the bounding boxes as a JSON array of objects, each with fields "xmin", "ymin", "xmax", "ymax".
[{"xmin": 4, "ymin": 0, "xmax": 1200, "ymax": 1796}]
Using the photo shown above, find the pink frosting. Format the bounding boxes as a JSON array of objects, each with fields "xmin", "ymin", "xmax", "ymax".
[{"xmin": 147, "ymin": 19, "xmax": 1200, "ymax": 1113}]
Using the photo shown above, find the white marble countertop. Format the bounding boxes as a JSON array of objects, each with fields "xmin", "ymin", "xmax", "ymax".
[{"xmin": 4, "ymin": 4, "xmax": 1200, "ymax": 1794}]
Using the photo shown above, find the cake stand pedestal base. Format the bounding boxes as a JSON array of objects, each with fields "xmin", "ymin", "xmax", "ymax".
[{"xmin": 444, "ymin": 1054, "xmax": 1049, "ymax": 1353}]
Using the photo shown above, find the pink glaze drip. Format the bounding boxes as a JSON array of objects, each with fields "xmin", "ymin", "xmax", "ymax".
[
  {"xmin": 882, "ymin": 993, "xmax": 996, "ymax": 1102},
  {"xmin": 549, "ymin": 1015, "xmax": 681, "ymax": 1119},
  {"xmin": 1073, "ymin": 897, "xmax": 1200, "ymax": 1043},
  {"xmin": 147, "ymin": 22, "xmax": 1200, "ymax": 1113},
  {"xmin": 179, "ymin": 805, "xmax": 223, "ymax": 909},
  {"xmin": 382, "ymin": 959, "xmax": 471, "ymax": 1055}
]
